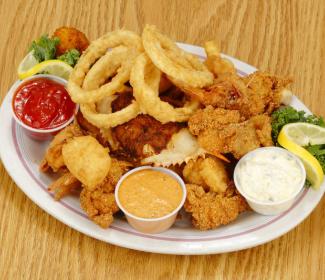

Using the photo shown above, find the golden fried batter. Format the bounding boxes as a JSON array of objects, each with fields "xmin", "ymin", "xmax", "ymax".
[
  {"xmin": 188, "ymin": 106, "xmax": 242, "ymax": 135},
  {"xmin": 184, "ymin": 184, "xmax": 248, "ymax": 230},
  {"xmin": 75, "ymin": 110, "xmax": 116, "ymax": 148},
  {"xmin": 105, "ymin": 158, "xmax": 133, "ymax": 186},
  {"xmin": 183, "ymin": 158, "xmax": 206, "ymax": 186},
  {"xmin": 189, "ymin": 107, "xmax": 273, "ymax": 159},
  {"xmin": 177, "ymin": 72, "xmax": 292, "ymax": 119},
  {"xmin": 80, "ymin": 183, "xmax": 118, "ymax": 228},
  {"xmin": 53, "ymin": 26, "xmax": 89, "ymax": 56},
  {"xmin": 183, "ymin": 157, "xmax": 229, "ymax": 193},
  {"xmin": 40, "ymin": 122, "xmax": 83, "ymax": 172},
  {"xmin": 204, "ymin": 40, "xmax": 236, "ymax": 76},
  {"xmin": 79, "ymin": 158, "xmax": 131, "ymax": 228},
  {"xmin": 48, "ymin": 172, "xmax": 81, "ymax": 200}
]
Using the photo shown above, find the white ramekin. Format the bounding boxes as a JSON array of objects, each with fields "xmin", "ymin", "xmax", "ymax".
[
  {"xmin": 115, "ymin": 166, "xmax": 187, "ymax": 234},
  {"xmin": 234, "ymin": 147, "xmax": 306, "ymax": 215},
  {"xmin": 10, "ymin": 74, "xmax": 78, "ymax": 141}
]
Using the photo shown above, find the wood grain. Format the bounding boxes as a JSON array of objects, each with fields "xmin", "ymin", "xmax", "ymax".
[{"xmin": 0, "ymin": 0, "xmax": 324, "ymax": 279}]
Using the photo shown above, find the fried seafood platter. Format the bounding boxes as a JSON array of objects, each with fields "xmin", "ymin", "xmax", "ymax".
[{"xmin": 34, "ymin": 24, "xmax": 298, "ymax": 231}]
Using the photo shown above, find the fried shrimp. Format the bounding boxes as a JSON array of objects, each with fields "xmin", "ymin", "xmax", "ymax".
[{"xmin": 176, "ymin": 72, "xmax": 292, "ymax": 119}]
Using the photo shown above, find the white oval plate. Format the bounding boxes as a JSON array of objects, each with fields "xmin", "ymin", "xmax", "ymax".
[{"xmin": 0, "ymin": 43, "xmax": 324, "ymax": 255}]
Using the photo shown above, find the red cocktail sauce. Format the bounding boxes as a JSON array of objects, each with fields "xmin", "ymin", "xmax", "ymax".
[{"xmin": 12, "ymin": 78, "xmax": 75, "ymax": 130}]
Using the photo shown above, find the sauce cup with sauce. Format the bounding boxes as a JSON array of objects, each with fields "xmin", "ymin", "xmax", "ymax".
[
  {"xmin": 10, "ymin": 74, "xmax": 78, "ymax": 141},
  {"xmin": 115, "ymin": 166, "xmax": 187, "ymax": 234},
  {"xmin": 234, "ymin": 147, "xmax": 306, "ymax": 215}
]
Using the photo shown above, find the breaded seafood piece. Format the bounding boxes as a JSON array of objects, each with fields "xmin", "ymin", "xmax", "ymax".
[
  {"xmin": 183, "ymin": 158, "xmax": 206, "ymax": 187},
  {"xmin": 48, "ymin": 172, "xmax": 81, "ymax": 200},
  {"xmin": 188, "ymin": 107, "xmax": 242, "ymax": 135},
  {"xmin": 80, "ymin": 181, "xmax": 118, "ymax": 228},
  {"xmin": 79, "ymin": 158, "xmax": 131, "ymax": 228},
  {"xmin": 204, "ymin": 40, "xmax": 236, "ymax": 76},
  {"xmin": 40, "ymin": 122, "xmax": 83, "ymax": 172},
  {"xmin": 62, "ymin": 136, "xmax": 111, "ymax": 190},
  {"xmin": 183, "ymin": 157, "xmax": 229, "ymax": 193},
  {"xmin": 105, "ymin": 158, "xmax": 133, "ymax": 186},
  {"xmin": 176, "ymin": 72, "xmax": 292, "ymax": 119},
  {"xmin": 189, "ymin": 107, "xmax": 273, "ymax": 159},
  {"xmin": 184, "ymin": 184, "xmax": 248, "ymax": 230}
]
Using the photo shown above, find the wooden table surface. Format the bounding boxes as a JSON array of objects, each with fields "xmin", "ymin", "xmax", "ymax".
[{"xmin": 0, "ymin": 0, "xmax": 324, "ymax": 279}]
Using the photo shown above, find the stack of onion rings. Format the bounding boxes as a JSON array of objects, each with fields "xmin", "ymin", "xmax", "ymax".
[
  {"xmin": 68, "ymin": 31, "xmax": 143, "ymax": 128},
  {"xmin": 67, "ymin": 26, "xmax": 213, "ymax": 129}
]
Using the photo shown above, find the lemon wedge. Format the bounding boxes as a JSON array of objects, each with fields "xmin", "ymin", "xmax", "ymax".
[
  {"xmin": 17, "ymin": 51, "xmax": 39, "ymax": 79},
  {"xmin": 18, "ymin": 56, "xmax": 73, "ymax": 80},
  {"xmin": 278, "ymin": 123, "xmax": 324, "ymax": 189},
  {"xmin": 280, "ymin": 122, "xmax": 325, "ymax": 146}
]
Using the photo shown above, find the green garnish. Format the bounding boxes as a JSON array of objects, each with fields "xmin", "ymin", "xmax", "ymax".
[
  {"xmin": 271, "ymin": 106, "xmax": 325, "ymax": 142},
  {"xmin": 306, "ymin": 144, "xmax": 325, "ymax": 173},
  {"xmin": 57, "ymin": 49, "xmax": 80, "ymax": 67},
  {"xmin": 272, "ymin": 106, "xmax": 325, "ymax": 176},
  {"xmin": 29, "ymin": 35, "xmax": 60, "ymax": 62}
]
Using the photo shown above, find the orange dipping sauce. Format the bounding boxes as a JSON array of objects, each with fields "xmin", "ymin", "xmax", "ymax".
[{"xmin": 118, "ymin": 169, "xmax": 183, "ymax": 219}]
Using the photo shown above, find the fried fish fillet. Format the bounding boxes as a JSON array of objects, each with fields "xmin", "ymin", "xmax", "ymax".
[
  {"xmin": 184, "ymin": 184, "xmax": 248, "ymax": 230},
  {"xmin": 189, "ymin": 107, "xmax": 273, "ymax": 159}
]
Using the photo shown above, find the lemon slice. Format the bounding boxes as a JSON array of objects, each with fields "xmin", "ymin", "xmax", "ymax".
[
  {"xmin": 18, "ymin": 59, "xmax": 73, "ymax": 80},
  {"xmin": 278, "ymin": 124, "xmax": 324, "ymax": 189},
  {"xmin": 17, "ymin": 51, "xmax": 39, "ymax": 79},
  {"xmin": 280, "ymin": 122, "xmax": 325, "ymax": 146}
]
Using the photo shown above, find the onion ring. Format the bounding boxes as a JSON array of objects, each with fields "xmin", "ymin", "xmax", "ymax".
[
  {"xmin": 80, "ymin": 64, "xmax": 141, "ymax": 129},
  {"xmin": 130, "ymin": 53, "xmax": 199, "ymax": 123},
  {"xmin": 68, "ymin": 30, "xmax": 143, "ymax": 104},
  {"xmin": 142, "ymin": 25, "xmax": 213, "ymax": 88},
  {"xmin": 80, "ymin": 102, "xmax": 140, "ymax": 129}
]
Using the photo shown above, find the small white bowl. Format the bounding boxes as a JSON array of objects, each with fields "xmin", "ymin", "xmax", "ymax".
[
  {"xmin": 10, "ymin": 74, "xmax": 78, "ymax": 141},
  {"xmin": 115, "ymin": 166, "xmax": 187, "ymax": 234},
  {"xmin": 234, "ymin": 147, "xmax": 306, "ymax": 215}
]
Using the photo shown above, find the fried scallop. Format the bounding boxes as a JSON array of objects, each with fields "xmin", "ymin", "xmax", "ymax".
[
  {"xmin": 62, "ymin": 136, "xmax": 111, "ymax": 190},
  {"xmin": 183, "ymin": 157, "xmax": 229, "ymax": 193}
]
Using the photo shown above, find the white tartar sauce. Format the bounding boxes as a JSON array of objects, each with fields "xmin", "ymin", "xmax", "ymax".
[{"xmin": 235, "ymin": 149, "xmax": 304, "ymax": 203}]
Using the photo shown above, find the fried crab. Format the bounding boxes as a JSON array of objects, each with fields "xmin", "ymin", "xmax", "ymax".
[{"xmin": 111, "ymin": 91, "xmax": 207, "ymax": 166}]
